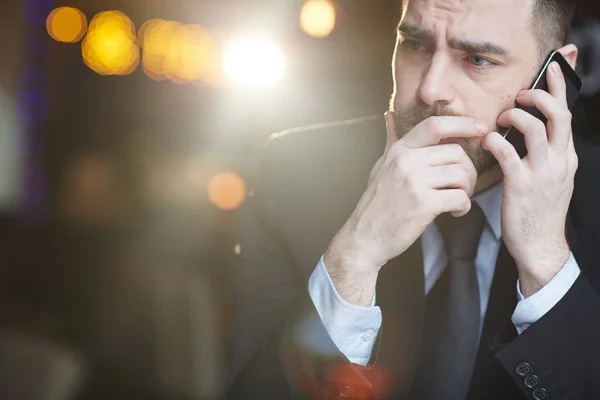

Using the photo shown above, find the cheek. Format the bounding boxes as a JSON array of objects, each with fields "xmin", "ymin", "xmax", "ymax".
[
  {"xmin": 492, "ymin": 92, "xmax": 521, "ymax": 129},
  {"xmin": 393, "ymin": 65, "xmax": 421, "ymax": 104},
  {"xmin": 464, "ymin": 90, "xmax": 519, "ymax": 132}
]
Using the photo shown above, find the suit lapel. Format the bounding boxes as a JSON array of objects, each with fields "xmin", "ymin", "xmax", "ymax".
[{"xmin": 466, "ymin": 240, "xmax": 521, "ymax": 399}]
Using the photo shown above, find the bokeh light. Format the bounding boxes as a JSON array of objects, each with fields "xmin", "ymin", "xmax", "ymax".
[
  {"xmin": 224, "ymin": 39, "xmax": 284, "ymax": 85},
  {"xmin": 47, "ymin": 7, "xmax": 87, "ymax": 43},
  {"xmin": 140, "ymin": 20, "xmax": 224, "ymax": 85},
  {"xmin": 300, "ymin": 0, "xmax": 336, "ymax": 38},
  {"xmin": 140, "ymin": 19, "xmax": 181, "ymax": 81},
  {"xmin": 207, "ymin": 172, "xmax": 247, "ymax": 211},
  {"xmin": 81, "ymin": 11, "xmax": 140, "ymax": 75}
]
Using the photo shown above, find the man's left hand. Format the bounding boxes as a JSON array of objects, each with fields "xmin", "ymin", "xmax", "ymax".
[{"xmin": 482, "ymin": 61, "xmax": 578, "ymax": 298}]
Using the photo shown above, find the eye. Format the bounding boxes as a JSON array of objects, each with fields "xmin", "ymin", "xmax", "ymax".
[
  {"xmin": 401, "ymin": 39, "xmax": 424, "ymax": 52},
  {"xmin": 467, "ymin": 55, "xmax": 491, "ymax": 67}
]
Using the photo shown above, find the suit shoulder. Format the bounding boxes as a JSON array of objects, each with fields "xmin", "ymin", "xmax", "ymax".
[
  {"xmin": 256, "ymin": 115, "xmax": 385, "ymax": 186},
  {"xmin": 266, "ymin": 114, "xmax": 385, "ymax": 152}
]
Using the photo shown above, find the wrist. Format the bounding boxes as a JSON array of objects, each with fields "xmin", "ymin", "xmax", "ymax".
[
  {"xmin": 517, "ymin": 240, "xmax": 570, "ymax": 298},
  {"xmin": 325, "ymin": 226, "xmax": 383, "ymax": 275},
  {"xmin": 324, "ymin": 231, "xmax": 381, "ymax": 307}
]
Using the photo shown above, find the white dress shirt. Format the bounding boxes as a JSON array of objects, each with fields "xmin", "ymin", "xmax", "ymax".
[{"xmin": 308, "ymin": 183, "xmax": 581, "ymax": 366}]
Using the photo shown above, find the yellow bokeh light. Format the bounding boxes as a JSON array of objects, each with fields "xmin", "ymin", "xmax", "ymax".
[
  {"xmin": 207, "ymin": 172, "xmax": 247, "ymax": 211},
  {"xmin": 140, "ymin": 19, "xmax": 223, "ymax": 85},
  {"xmin": 47, "ymin": 7, "xmax": 87, "ymax": 43},
  {"xmin": 300, "ymin": 0, "xmax": 336, "ymax": 38},
  {"xmin": 165, "ymin": 24, "xmax": 212, "ymax": 84},
  {"xmin": 140, "ymin": 19, "xmax": 181, "ymax": 80},
  {"xmin": 82, "ymin": 11, "xmax": 140, "ymax": 76}
]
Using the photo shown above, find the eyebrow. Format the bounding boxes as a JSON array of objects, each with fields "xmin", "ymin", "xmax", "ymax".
[{"xmin": 397, "ymin": 22, "xmax": 509, "ymax": 56}]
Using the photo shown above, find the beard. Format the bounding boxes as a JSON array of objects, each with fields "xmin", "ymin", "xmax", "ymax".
[{"xmin": 394, "ymin": 103, "xmax": 498, "ymax": 174}]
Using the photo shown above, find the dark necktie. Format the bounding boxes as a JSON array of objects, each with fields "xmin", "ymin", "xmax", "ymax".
[{"xmin": 412, "ymin": 203, "xmax": 487, "ymax": 400}]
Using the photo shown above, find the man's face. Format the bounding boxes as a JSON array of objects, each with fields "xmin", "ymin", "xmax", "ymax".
[{"xmin": 391, "ymin": 0, "xmax": 542, "ymax": 173}]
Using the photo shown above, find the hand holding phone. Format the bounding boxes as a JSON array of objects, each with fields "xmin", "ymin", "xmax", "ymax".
[{"xmin": 503, "ymin": 50, "xmax": 583, "ymax": 158}]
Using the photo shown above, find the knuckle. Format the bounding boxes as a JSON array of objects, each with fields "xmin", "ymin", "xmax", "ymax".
[
  {"xmin": 570, "ymin": 153, "xmax": 579, "ymax": 171},
  {"xmin": 455, "ymin": 165, "xmax": 470, "ymax": 185},
  {"xmin": 463, "ymin": 166, "xmax": 473, "ymax": 184},
  {"xmin": 388, "ymin": 153, "xmax": 401, "ymax": 171},
  {"xmin": 497, "ymin": 146, "xmax": 512, "ymax": 162},
  {"xmin": 462, "ymin": 193, "xmax": 471, "ymax": 209},
  {"xmin": 504, "ymin": 108, "xmax": 517, "ymax": 119},
  {"xmin": 453, "ymin": 190, "xmax": 470, "ymax": 210},
  {"xmin": 393, "ymin": 154, "xmax": 412, "ymax": 177},
  {"xmin": 425, "ymin": 117, "xmax": 442, "ymax": 135},
  {"xmin": 527, "ymin": 119, "xmax": 546, "ymax": 136},
  {"xmin": 460, "ymin": 157, "xmax": 477, "ymax": 177}
]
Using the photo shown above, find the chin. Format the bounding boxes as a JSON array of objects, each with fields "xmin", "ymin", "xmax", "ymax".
[{"xmin": 440, "ymin": 137, "xmax": 497, "ymax": 174}]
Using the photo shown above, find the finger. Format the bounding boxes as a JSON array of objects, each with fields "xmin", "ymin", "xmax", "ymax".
[
  {"xmin": 425, "ymin": 164, "xmax": 476, "ymax": 197},
  {"xmin": 401, "ymin": 116, "xmax": 487, "ymax": 149},
  {"xmin": 414, "ymin": 143, "xmax": 468, "ymax": 166},
  {"xmin": 385, "ymin": 111, "xmax": 399, "ymax": 151},
  {"xmin": 497, "ymin": 108, "xmax": 548, "ymax": 168},
  {"xmin": 516, "ymin": 89, "xmax": 572, "ymax": 153},
  {"xmin": 546, "ymin": 61, "xmax": 568, "ymax": 107},
  {"xmin": 482, "ymin": 131, "xmax": 523, "ymax": 177},
  {"xmin": 414, "ymin": 143, "xmax": 477, "ymax": 191},
  {"xmin": 431, "ymin": 189, "xmax": 471, "ymax": 217}
]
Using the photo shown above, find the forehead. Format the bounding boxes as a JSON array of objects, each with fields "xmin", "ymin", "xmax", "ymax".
[{"xmin": 403, "ymin": 0, "xmax": 537, "ymax": 51}]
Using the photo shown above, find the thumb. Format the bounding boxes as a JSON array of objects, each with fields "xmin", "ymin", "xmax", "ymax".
[{"xmin": 385, "ymin": 111, "xmax": 399, "ymax": 151}]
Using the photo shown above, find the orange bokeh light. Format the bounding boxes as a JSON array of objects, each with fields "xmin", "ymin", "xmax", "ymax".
[
  {"xmin": 300, "ymin": 0, "xmax": 336, "ymax": 38},
  {"xmin": 207, "ymin": 172, "xmax": 247, "ymax": 211},
  {"xmin": 140, "ymin": 19, "xmax": 224, "ymax": 85},
  {"xmin": 82, "ymin": 11, "xmax": 140, "ymax": 76},
  {"xmin": 47, "ymin": 7, "xmax": 87, "ymax": 43}
]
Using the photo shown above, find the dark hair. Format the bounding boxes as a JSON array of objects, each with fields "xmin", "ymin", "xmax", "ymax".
[{"xmin": 532, "ymin": 0, "xmax": 576, "ymax": 59}]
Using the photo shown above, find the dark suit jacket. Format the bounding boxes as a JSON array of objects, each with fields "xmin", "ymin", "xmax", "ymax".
[{"xmin": 228, "ymin": 115, "xmax": 600, "ymax": 400}]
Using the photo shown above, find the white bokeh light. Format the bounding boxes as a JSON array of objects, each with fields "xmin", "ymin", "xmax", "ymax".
[{"xmin": 224, "ymin": 39, "xmax": 284, "ymax": 85}]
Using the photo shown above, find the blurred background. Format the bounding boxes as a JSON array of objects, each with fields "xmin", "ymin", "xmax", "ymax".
[{"xmin": 0, "ymin": 0, "xmax": 600, "ymax": 399}]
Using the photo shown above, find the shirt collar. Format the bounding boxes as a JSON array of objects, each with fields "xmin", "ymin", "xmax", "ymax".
[{"xmin": 471, "ymin": 182, "xmax": 503, "ymax": 240}]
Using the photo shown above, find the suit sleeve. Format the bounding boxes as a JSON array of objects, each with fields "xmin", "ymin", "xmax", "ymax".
[
  {"xmin": 227, "ymin": 138, "xmax": 371, "ymax": 400},
  {"xmin": 494, "ymin": 138, "xmax": 600, "ymax": 400},
  {"xmin": 494, "ymin": 274, "xmax": 600, "ymax": 399}
]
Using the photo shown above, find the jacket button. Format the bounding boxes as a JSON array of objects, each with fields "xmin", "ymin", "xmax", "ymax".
[
  {"xmin": 532, "ymin": 388, "xmax": 549, "ymax": 400},
  {"xmin": 524, "ymin": 374, "xmax": 540, "ymax": 389},
  {"xmin": 516, "ymin": 362, "xmax": 532, "ymax": 377}
]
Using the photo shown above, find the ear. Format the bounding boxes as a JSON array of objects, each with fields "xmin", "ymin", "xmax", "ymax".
[{"xmin": 557, "ymin": 44, "xmax": 578, "ymax": 70}]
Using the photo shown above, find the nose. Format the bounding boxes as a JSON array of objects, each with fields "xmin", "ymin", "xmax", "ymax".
[{"xmin": 417, "ymin": 53, "xmax": 455, "ymax": 107}]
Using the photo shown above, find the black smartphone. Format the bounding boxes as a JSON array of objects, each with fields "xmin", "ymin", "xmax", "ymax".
[{"xmin": 503, "ymin": 50, "xmax": 583, "ymax": 158}]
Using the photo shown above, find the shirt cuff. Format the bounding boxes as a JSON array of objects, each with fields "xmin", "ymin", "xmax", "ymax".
[
  {"xmin": 308, "ymin": 256, "xmax": 382, "ymax": 365},
  {"xmin": 512, "ymin": 251, "xmax": 581, "ymax": 334}
]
